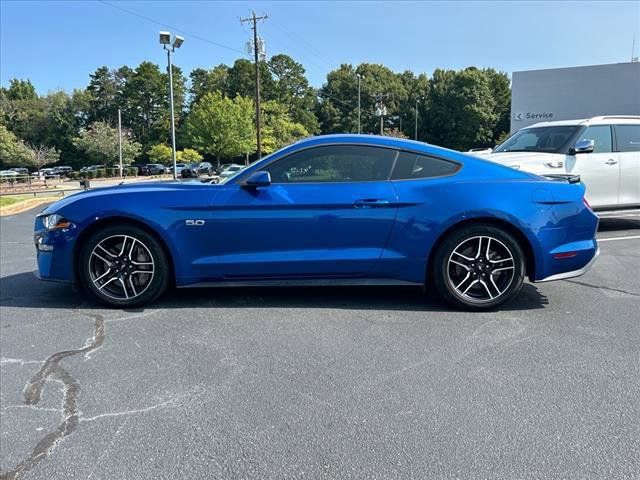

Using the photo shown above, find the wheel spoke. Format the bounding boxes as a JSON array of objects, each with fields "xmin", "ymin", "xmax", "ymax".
[
  {"xmin": 118, "ymin": 236, "xmax": 130, "ymax": 256},
  {"xmin": 450, "ymin": 259, "xmax": 471, "ymax": 271},
  {"xmin": 118, "ymin": 277, "xmax": 129, "ymax": 299},
  {"xmin": 129, "ymin": 277, "xmax": 138, "ymax": 297},
  {"xmin": 462, "ymin": 279, "xmax": 479, "ymax": 295},
  {"xmin": 455, "ymin": 272, "xmax": 471, "ymax": 290},
  {"xmin": 128, "ymin": 237, "xmax": 137, "ymax": 260},
  {"xmin": 131, "ymin": 260, "xmax": 153, "ymax": 266},
  {"xmin": 475, "ymin": 236, "xmax": 483, "ymax": 259},
  {"xmin": 97, "ymin": 275, "xmax": 118, "ymax": 291},
  {"xmin": 490, "ymin": 275, "xmax": 503, "ymax": 296},
  {"xmin": 486, "ymin": 237, "xmax": 492, "ymax": 260},
  {"xmin": 97, "ymin": 244, "xmax": 117, "ymax": 258},
  {"xmin": 91, "ymin": 251, "xmax": 113, "ymax": 267},
  {"xmin": 92, "ymin": 268, "xmax": 113, "ymax": 285},
  {"xmin": 492, "ymin": 266, "xmax": 515, "ymax": 273},
  {"xmin": 489, "ymin": 257, "xmax": 513, "ymax": 265},
  {"xmin": 452, "ymin": 250, "xmax": 474, "ymax": 262},
  {"xmin": 479, "ymin": 280, "xmax": 494, "ymax": 299}
]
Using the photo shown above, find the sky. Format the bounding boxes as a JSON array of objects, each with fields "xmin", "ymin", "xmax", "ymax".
[{"xmin": 1, "ymin": 0, "xmax": 639, "ymax": 94}]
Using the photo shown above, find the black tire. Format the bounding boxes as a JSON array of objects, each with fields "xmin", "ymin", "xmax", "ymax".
[
  {"xmin": 431, "ymin": 224, "xmax": 525, "ymax": 311},
  {"xmin": 78, "ymin": 224, "xmax": 170, "ymax": 308}
]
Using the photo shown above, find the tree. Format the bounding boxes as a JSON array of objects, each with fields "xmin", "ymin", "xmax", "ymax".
[
  {"xmin": 189, "ymin": 65, "xmax": 229, "ymax": 105},
  {"xmin": 180, "ymin": 148, "xmax": 203, "ymax": 162},
  {"xmin": 183, "ymin": 92, "xmax": 254, "ymax": 164},
  {"xmin": 73, "ymin": 121, "xmax": 141, "ymax": 166},
  {"xmin": 147, "ymin": 144, "xmax": 173, "ymax": 163},
  {"xmin": 0, "ymin": 123, "xmax": 32, "ymax": 167},
  {"xmin": 426, "ymin": 68, "xmax": 498, "ymax": 150},
  {"xmin": 226, "ymin": 59, "xmax": 275, "ymax": 101},
  {"xmin": 483, "ymin": 68, "xmax": 511, "ymax": 144},
  {"xmin": 5, "ymin": 79, "xmax": 37, "ymax": 101},
  {"xmin": 25, "ymin": 143, "xmax": 60, "ymax": 171},
  {"xmin": 261, "ymin": 101, "xmax": 309, "ymax": 154},
  {"xmin": 268, "ymin": 54, "xmax": 319, "ymax": 133}
]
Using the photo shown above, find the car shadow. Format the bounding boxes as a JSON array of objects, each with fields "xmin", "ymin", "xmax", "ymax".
[{"xmin": 0, "ymin": 271, "xmax": 548, "ymax": 313}]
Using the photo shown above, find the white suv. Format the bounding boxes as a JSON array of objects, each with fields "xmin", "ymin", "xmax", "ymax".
[{"xmin": 479, "ymin": 116, "xmax": 640, "ymax": 210}]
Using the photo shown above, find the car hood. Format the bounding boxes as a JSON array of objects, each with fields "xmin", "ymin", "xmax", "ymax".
[
  {"xmin": 479, "ymin": 151, "xmax": 566, "ymax": 171},
  {"xmin": 40, "ymin": 180, "xmax": 208, "ymax": 215}
]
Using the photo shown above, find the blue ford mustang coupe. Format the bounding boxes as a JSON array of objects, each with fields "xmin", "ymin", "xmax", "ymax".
[{"xmin": 34, "ymin": 135, "xmax": 599, "ymax": 310}]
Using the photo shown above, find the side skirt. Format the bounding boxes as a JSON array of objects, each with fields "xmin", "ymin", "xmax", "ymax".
[{"xmin": 178, "ymin": 278, "xmax": 423, "ymax": 288}]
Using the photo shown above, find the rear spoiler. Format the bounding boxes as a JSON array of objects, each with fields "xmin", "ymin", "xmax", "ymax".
[{"xmin": 541, "ymin": 174, "xmax": 581, "ymax": 184}]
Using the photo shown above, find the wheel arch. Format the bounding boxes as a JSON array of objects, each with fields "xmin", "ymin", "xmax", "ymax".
[
  {"xmin": 72, "ymin": 216, "xmax": 176, "ymax": 287},
  {"xmin": 426, "ymin": 216, "xmax": 536, "ymax": 284}
]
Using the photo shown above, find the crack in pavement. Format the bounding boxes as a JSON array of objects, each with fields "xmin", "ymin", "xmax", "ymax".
[
  {"xmin": 563, "ymin": 279, "xmax": 640, "ymax": 298},
  {"xmin": 0, "ymin": 311, "xmax": 103, "ymax": 480}
]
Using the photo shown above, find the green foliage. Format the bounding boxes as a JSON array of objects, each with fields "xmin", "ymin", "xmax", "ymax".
[
  {"xmin": 0, "ymin": 123, "xmax": 32, "ymax": 167},
  {"xmin": 261, "ymin": 101, "xmax": 309, "ymax": 154},
  {"xmin": 183, "ymin": 92, "xmax": 254, "ymax": 160},
  {"xmin": 147, "ymin": 144, "xmax": 173, "ymax": 163},
  {"xmin": 1, "ymin": 55, "xmax": 512, "ymax": 162},
  {"xmin": 180, "ymin": 148, "xmax": 203, "ymax": 162},
  {"xmin": 73, "ymin": 121, "xmax": 141, "ymax": 166}
]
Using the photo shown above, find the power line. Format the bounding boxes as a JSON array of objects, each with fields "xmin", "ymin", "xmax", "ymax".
[{"xmin": 98, "ymin": 1, "xmax": 246, "ymax": 55}]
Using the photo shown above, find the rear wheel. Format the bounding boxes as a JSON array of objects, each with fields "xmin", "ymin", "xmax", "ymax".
[
  {"xmin": 432, "ymin": 224, "xmax": 525, "ymax": 310},
  {"xmin": 79, "ymin": 224, "xmax": 169, "ymax": 308}
]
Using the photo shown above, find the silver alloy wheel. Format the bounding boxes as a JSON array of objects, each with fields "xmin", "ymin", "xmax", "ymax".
[
  {"xmin": 447, "ymin": 235, "xmax": 515, "ymax": 304},
  {"xmin": 88, "ymin": 235, "xmax": 155, "ymax": 301}
]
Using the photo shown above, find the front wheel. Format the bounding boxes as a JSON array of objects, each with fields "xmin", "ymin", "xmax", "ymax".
[
  {"xmin": 78, "ymin": 224, "xmax": 170, "ymax": 308},
  {"xmin": 431, "ymin": 224, "xmax": 525, "ymax": 311}
]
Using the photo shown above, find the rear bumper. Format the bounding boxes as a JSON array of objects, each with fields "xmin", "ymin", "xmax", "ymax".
[{"xmin": 535, "ymin": 247, "xmax": 599, "ymax": 282}]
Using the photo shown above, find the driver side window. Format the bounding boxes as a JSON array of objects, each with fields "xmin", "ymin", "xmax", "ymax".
[
  {"xmin": 264, "ymin": 145, "xmax": 397, "ymax": 183},
  {"xmin": 580, "ymin": 125, "xmax": 612, "ymax": 153}
]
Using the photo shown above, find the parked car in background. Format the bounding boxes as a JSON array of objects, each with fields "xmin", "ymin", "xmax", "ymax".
[
  {"xmin": 214, "ymin": 163, "xmax": 232, "ymax": 175},
  {"xmin": 218, "ymin": 164, "xmax": 245, "ymax": 179},
  {"xmin": 131, "ymin": 164, "xmax": 151, "ymax": 176},
  {"xmin": 467, "ymin": 147, "xmax": 494, "ymax": 155},
  {"xmin": 9, "ymin": 167, "xmax": 29, "ymax": 175},
  {"xmin": 80, "ymin": 165, "xmax": 105, "ymax": 173},
  {"xmin": 39, "ymin": 168, "xmax": 60, "ymax": 179},
  {"xmin": 181, "ymin": 162, "xmax": 213, "ymax": 178},
  {"xmin": 146, "ymin": 163, "xmax": 166, "ymax": 175},
  {"xmin": 53, "ymin": 166, "xmax": 73, "ymax": 176},
  {"xmin": 0, "ymin": 170, "xmax": 19, "ymax": 178},
  {"xmin": 480, "ymin": 116, "xmax": 640, "ymax": 210},
  {"xmin": 35, "ymin": 134, "xmax": 599, "ymax": 310},
  {"xmin": 167, "ymin": 163, "xmax": 186, "ymax": 175}
]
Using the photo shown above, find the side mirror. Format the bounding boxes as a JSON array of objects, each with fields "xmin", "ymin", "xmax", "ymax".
[
  {"xmin": 242, "ymin": 170, "xmax": 271, "ymax": 188},
  {"xmin": 571, "ymin": 139, "xmax": 594, "ymax": 155}
]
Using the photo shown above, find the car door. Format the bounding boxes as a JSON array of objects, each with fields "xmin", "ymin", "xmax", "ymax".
[
  {"xmin": 212, "ymin": 144, "xmax": 399, "ymax": 279},
  {"xmin": 565, "ymin": 125, "xmax": 619, "ymax": 208},
  {"xmin": 613, "ymin": 124, "xmax": 640, "ymax": 206}
]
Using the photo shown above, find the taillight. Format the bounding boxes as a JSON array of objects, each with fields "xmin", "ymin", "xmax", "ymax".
[{"xmin": 583, "ymin": 197, "xmax": 592, "ymax": 210}]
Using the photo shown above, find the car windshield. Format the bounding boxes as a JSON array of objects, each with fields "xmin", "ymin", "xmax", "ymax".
[{"xmin": 493, "ymin": 126, "xmax": 581, "ymax": 154}]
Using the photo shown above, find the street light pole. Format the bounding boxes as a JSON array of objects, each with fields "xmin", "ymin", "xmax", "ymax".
[
  {"xmin": 166, "ymin": 48, "xmax": 177, "ymax": 180},
  {"xmin": 159, "ymin": 31, "xmax": 184, "ymax": 180},
  {"xmin": 357, "ymin": 73, "xmax": 362, "ymax": 134},
  {"xmin": 118, "ymin": 108, "xmax": 123, "ymax": 177},
  {"xmin": 414, "ymin": 97, "xmax": 419, "ymax": 141}
]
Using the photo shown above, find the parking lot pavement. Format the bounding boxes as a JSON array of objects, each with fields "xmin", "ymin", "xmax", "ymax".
[{"xmin": 1, "ymin": 207, "xmax": 639, "ymax": 480}]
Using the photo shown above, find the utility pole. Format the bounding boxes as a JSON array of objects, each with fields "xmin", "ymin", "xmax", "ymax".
[
  {"xmin": 118, "ymin": 108, "xmax": 123, "ymax": 177},
  {"xmin": 241, "ymin": 11, "xmax": 268, "ymax": 159}
]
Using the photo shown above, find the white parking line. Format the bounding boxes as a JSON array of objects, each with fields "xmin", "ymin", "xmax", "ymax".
[{"xmin": 597, "ymin": 235, "xmax": 640, "ymax": 242}]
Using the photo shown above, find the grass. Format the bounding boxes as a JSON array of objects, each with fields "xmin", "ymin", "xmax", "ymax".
[{"xmin": 0, "ymin": 195, "xmax": 32, "ymax": 207}]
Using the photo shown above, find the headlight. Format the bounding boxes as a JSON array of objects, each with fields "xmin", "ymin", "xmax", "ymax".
[{"xmin": 42, "ymin": 214, "xmax": 71, "ymax": 230}]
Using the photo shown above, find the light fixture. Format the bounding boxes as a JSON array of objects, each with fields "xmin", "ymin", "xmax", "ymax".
[{"xmin": 159, "ymin": 31, "xmax": 171, "ymax": 45}]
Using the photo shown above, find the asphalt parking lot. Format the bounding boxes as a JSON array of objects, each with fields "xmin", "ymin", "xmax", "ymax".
[{"xmin": 1, "ymin": 206, "xmax": 639, "ymax": 480}]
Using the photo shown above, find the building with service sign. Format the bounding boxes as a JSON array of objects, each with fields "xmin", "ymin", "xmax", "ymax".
[{"xmin": 510, "ymin": 62, "xmax": 640, "ymax": 132}]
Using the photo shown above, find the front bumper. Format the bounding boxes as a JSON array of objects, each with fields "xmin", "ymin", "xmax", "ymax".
[{"xmin": 535, "ymin": 247, "xmax": 600, "ymax": 282}]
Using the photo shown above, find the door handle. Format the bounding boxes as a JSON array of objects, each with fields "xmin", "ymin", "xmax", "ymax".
[
  {"xmin": 353, "ymin": 199, "xmax": 390, "ymax": 208},
  {"xmin": 605, "ymin": 159, "xmax": 618, "ymax": 165}
]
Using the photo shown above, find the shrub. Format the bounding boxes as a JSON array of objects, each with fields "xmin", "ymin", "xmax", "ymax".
[
  {"xmin": 68, "ymin": 172, "xmax": 80, "ymax": 180},
  {"xmin": 126, "ymin": 167, "xmax": 138, "ymax": 176},
  {"xmin": 86, "ymin": 170, "xmax": 96, "ymax": 179},
  {"xmin": 96, "ymin": 168, "xmax": 106, "ymax": 178}
]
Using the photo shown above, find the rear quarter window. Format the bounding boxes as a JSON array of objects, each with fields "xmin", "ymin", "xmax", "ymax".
[
  {"xmin": 391, "ymin": 151, "xmax": 460, "ymax": 180},
  {"xmin": 614, "ymin": 125, "xmax": 640, "ymax": 152}
]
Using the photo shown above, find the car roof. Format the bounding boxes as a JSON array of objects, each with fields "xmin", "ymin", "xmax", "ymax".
[{"xmin": 528, "ymin": 115, "xmax": 640, "ymax": 128}]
